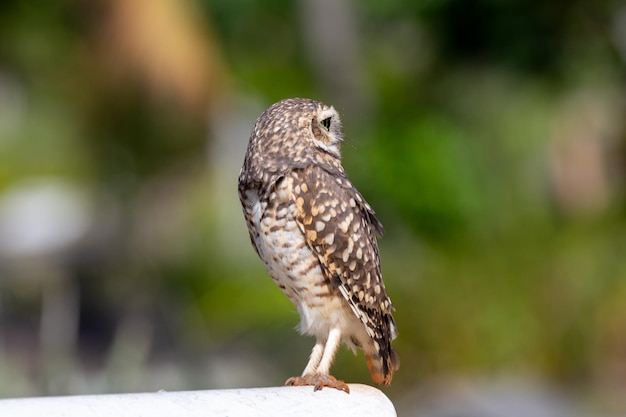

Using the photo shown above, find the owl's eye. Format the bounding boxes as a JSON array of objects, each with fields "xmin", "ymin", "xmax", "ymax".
[{"xmin": 320, "ymin": 117, "xmax": 331, "ymax": 131}]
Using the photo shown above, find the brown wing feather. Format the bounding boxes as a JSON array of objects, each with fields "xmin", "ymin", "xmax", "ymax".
[{"xmin": 290, "ymin": 166, "xmax": 399, "ymax": 383}]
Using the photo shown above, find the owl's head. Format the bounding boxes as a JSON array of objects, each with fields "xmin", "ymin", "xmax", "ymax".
[{"xmin": 251, "ymin": 98, "xmax": 345, "ymax": 164}]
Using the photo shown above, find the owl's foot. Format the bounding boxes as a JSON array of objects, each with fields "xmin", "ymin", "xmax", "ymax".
[{"xmin": 285, "ymin": 374, "xmax": 350, "ymax": 393}]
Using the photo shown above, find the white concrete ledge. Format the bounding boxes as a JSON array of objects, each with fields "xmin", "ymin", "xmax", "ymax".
[{"xmin": 0, "ymin": 384, "xmax": 396, "ymax": 417}]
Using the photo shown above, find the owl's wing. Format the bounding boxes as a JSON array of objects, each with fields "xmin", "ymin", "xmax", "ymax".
[
  {"xmin": 291, "ymin": 166, "xmax": 397, "ymax": 333},
  {"xmin": 291, "ymin": 166, "xmax": 398, "ymax": 383}
]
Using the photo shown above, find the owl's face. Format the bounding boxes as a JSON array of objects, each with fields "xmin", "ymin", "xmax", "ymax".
[{"xmin": 308, "ymin": 105, "xmax": 343, "ymax": 158}]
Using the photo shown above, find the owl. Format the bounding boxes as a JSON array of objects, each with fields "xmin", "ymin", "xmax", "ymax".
[{"xmin": 238, "ymin": 98, "xmax": 398, "ymax": 393}]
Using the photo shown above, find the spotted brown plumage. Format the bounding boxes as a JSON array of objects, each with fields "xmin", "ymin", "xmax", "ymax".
[{"xmin": 238, "ymin": 98, "xmax": 399, "ymax": 392}]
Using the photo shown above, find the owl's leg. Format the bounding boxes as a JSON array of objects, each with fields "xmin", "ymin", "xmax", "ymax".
[
  {"xmin": 315, "ymin": 327, "xmax": 341, "ymax": 375},
  {"xmin": 285, "ymin": 328, "xmax": 349, "ymax": 393},
  {"xmin": 301, "ymin": 339, "xmax": 325, "ymax": 376}
]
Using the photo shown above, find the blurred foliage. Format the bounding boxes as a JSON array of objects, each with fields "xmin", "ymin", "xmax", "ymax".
[{"xmin": 0, "ymin": 0, "xmax": 625, "ymax": 413}]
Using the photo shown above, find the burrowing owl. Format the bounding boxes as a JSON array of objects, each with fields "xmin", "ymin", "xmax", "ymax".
[{"xmin": 238, "ymin": 98, "xmax": 398, "ymax": 393}]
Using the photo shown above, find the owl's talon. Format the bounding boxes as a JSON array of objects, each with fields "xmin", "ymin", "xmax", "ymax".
[
  {"xmin": 284, "ymin": 376, "xmax": 298, "ymax": 386},
  {"xmin": 285, "ymin": 374, "xmax": 350, "ymax": 393}
]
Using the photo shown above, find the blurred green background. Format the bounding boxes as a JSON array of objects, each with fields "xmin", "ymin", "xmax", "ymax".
[{"xmin": 0, "ymin": 0, "xmax": 625, "ymax": 414}]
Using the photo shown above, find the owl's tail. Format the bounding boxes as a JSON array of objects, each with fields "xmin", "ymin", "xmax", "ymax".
[{"xmin": 366, "ymin": 343, "xmax": 400, "ymax": 386}]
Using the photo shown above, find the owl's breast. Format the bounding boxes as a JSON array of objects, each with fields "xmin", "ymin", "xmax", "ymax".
[
  {"xmin": 243, "ymin": 177, "xmax": 357, "ymax": 338},
  {"xmin": 248, "ymin": 178, "xmax": 321, "ymax": 301}
]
